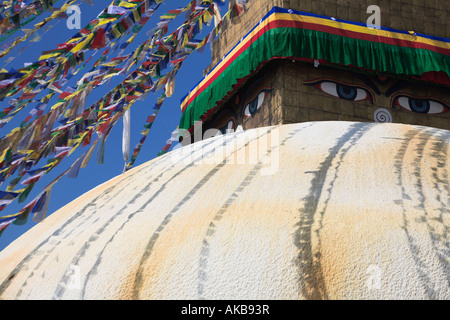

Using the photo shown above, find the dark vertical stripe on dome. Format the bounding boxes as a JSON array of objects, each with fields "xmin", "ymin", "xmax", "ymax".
[
  {"xmin": 410, "ymin": 129, "xmax": 449, "ymax": 294},
  {"xmin": 294, "ymin": 122, "xmax": 369, "ymax": 299},
  {"xmin": 392, "ymin": 129, "xmax": 441, "ymax": 299}
]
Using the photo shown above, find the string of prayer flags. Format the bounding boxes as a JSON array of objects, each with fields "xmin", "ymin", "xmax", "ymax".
[
  {"xmin": 0, "ymin": 190, "xmax": 20, "ymax": 211},
  {"xmin": 0, "ymin": 0, "xmax": 76, "ymax": 59},
  {"xmin": 124, "ymin": 92, "xmax": 167, "ymax": 171},
  {"xmin": 0, "ymin": 0, "xmax": 158, "ymax": 127},
  {"xmin": 0, "ymin": 0, "xmax": 167, "ymax": 200},
  {"xmin": 0, "ymin": 216, "xmax": 15, "ymax": 236},
  {"xmin": 123, "ymin": 2, "xmax": 228, "ymax": 170},
  {"xmin": 124, "ymin": 63, "xmax": 183, "ymax": 170},
  {"xmin": 0, "ymin": 1, "xmax": 242, "ymax": 238},
  {"xmin": 157, "ymin": 128, "xmax": 179, "ymax": 156},
  {"xmin": 13, "ymin": 160, "xmax": 72, "ymax": 225},
  {"xmin": 0, "ymin": 0, "xmax": 61, "ymax": 43}
]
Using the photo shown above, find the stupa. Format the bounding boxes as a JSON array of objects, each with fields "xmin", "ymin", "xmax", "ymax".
[{"xmin": 0, "ymin": 0, "xmax": 448, "ymax": 300}]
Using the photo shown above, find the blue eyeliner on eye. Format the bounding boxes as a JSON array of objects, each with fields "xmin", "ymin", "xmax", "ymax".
[
  {"xmin": 394, "ymin": 96, "xmax": 449, "ymax": 114},
  {"xmin": 243, "ymin": 88, "xmax": 273, "ymax": 118},
  {"xmin": 305, "ymin": 79, "xmax": 373, "ymax": 103}
]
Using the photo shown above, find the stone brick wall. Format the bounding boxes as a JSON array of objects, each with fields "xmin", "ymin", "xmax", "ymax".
[
  {"xmin": 202, "ymin": 59, "xmax": 450, "ymax": 132},
  {"xmin": 201, "ymin": 62, "xmax": 284, "ymax": 136},
  {"xmin": 207, "ymin": 0, "xmax": 449, "ymax": 73},
  {"xmin": 287, "ymin": 0, "xmax": 448, "ymax": 37},
  {"xmin": 199, "ymin": 0, "xmax": 449, "ymax": 133},
  {"xmin": 278, "ymin": 60, "xmax": 450, "ymax": 130},
  {"xmin": 207, "ymin": 0, "xmax": 278, "ymax": 73}
]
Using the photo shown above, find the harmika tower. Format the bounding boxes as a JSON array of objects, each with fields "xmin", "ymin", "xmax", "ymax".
[{"xmin": 179, "ymin": 0, "xmax": 449, "ymax": 138}]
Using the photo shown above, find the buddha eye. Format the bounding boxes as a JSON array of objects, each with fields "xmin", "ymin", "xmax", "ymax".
[
  {"xmin": 394, "ymin": 96, "xmax": 449, "ymax": 115},
  {"xmin": 243, "ymin": 89, "xmax": 272, "ymax": 118},
  {"xmin": 315, "ymin": 81, "xmax": 372, "ymax": 102},
  {"xmin": 219, "ymin": 119, "xmax": 235, "ymax": 134}
]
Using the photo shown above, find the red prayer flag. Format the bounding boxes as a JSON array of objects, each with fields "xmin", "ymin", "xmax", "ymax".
[{"xmin": 91, "ymin": 28, "xmax": 107, "ymax": 49}]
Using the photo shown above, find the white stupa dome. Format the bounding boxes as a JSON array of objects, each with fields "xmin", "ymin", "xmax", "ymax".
[{"xmin": 0, "ymin": 121, "xmax": 448, "ymax": 299}]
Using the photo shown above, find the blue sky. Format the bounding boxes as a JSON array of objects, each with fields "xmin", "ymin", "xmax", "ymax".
[{"xmin": 0, "ymin": 0, "xmax": 223, "ymax": 251}]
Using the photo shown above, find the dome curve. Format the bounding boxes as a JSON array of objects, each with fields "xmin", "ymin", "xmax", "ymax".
[{"xmin": 0, "ymin": 121, "xmax": 448, "ymax": 300}]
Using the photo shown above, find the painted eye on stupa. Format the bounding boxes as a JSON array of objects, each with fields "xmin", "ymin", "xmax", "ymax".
[
  {"xmin": 243, "ymin": 89, "xmax": 272, "ymax": 118},
  {"xmin": 304, "ymin": 79, "xmax": 373, "ymax": 103},
  {"xmin": 219, "ymin": 119, "xmax": 235, "ymax": 134},
  {"xmin": 394, "ymin": 96, "xmax": 449, "ymax": 115}
]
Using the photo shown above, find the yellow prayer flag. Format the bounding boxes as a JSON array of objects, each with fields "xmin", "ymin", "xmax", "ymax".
[
  {"xmin": 81, "ymin": 139, "xmax": 98, "ymax": 168},
  {"xmin": 51, "ymin": 101, "xmax": 65, "ymax": 110},
  {"xmin": 0, "ymin": 148, "xmax": 10, "ymax": 163},
  {"xmin": 39, "ymin": 51, "xmax": 64, "ymax": 61},
  {"xmin": 68, "ymin": 136, "xmax": 84, "ymax": 151},
  {"xmin": 97, "ymin": 17, "xmax": 118, "ymax": 27},
  {"xmin": 70, "ymin": 33, "xmax": 95, "ymax": 54},
  {"xmin": 132, "ymin": 9, "xmax": 140, "ymax": 22},
  {"xmin": 110, "ymin": 26, "xmax": 122, "ymax": 39},
  {"xmin": 119, "ymin": 1, "xmax": 138, "ymax": 8}
]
